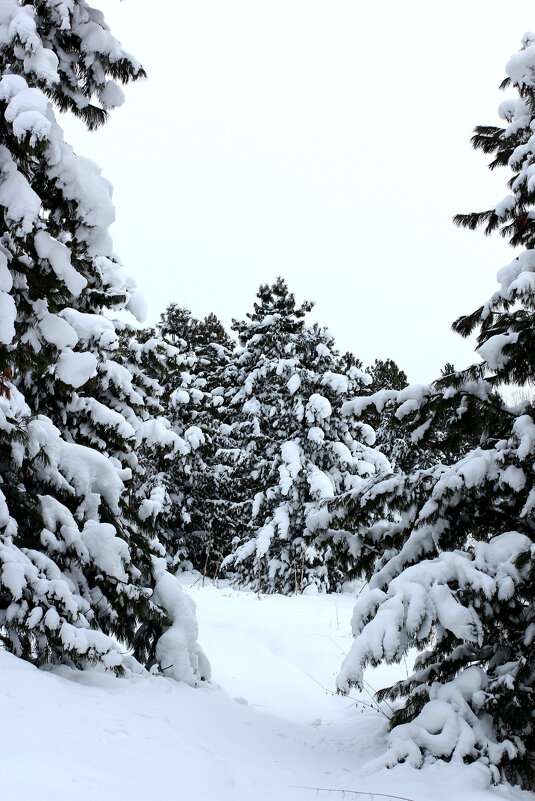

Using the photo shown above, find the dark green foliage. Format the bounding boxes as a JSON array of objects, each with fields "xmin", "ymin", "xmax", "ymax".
[{"xmin": 366, "ymin": 358, "xmax": 408, "ymax": 393}]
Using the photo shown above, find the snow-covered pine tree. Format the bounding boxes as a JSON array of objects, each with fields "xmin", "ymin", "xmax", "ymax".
[
  {"xmin": 335, "ymin": 35, "xmax": 535, "ymax": 788},
  {"xmin": 220, "ymin": 278, "xmax": 390, "ymax": 593},
  {"xmin": 151, "ymin": 305, "xmax": 210, "ymax": 570},
  {"xmin": 149, "ymin": 304, "xmax": 235, "ymax": 577},
  {"xmin": 0, "ymin": 0, "xmax": 208, "ymax": 684},
  {"xmin": 359, "ymin": 357, "xmax": 417, "ymax": 471},
  {"xmin": 366, "ymin": 358, "xmax": 408, "ymax": 394},
  {"xmin": 196, "ymin": 312, "xmax": 235, "ymax": 355},
  {"xmin": 184, "ymin": 313, "xmax": 236, "ymax": 578},
  {"xmin": 156, "ymin": 303, "xmax": 197, "ymax": 350},
  {"xmin": 124, "ymin": 313, "xmax": 193, "ymax": 572},
  {"xmin": 113, "ymin": 321, "xmax": 194, "ymax": 572}
]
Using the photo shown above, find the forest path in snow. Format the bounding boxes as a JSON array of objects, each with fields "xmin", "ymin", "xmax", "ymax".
[
  {"xmin": 1, "ymin": 577, "xmax": 532, "ymax": 801},
  {"xmin": 182, "ymin": 578, "xmax": 531, "ymax": 801}
]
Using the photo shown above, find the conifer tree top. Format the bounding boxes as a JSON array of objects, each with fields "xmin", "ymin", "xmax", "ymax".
[{"xmin": 233, "ymin": 277, "xmax": 314, "ymax": 350}]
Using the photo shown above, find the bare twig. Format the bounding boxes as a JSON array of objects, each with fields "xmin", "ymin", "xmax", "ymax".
[
  {"xmin": 323, "ymin": 634, "xmax": 346, "ymax": 655},
  {"xmin": 202, "ymin": 539, "xmax": 212, "ymax": 587},
  {"xmin": 302, "ymin": 670, "xmax": 390, "ymax": 719},
  {"xmin": 289, "ymin": 787, "xmax": 417, "ymax": 801},
  {"xmin": 362, "ymin": 677, "xmax": 394, "ymax": 715}
]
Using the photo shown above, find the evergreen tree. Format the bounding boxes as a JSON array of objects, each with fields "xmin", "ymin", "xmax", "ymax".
[
  {"xmin": 131, "ymin": 309, "xmax": 193, "ymax": 571},
  {"xmin": 153, "ymin": 305, "xmax": 210, "ymax": 570},
  {"xmin": 196, "ymin": 312, "xmax": 235, "ymax": 354},
  {"xmin": 156, "ymin": 303, "xmax": 197, "ymax": 350},
  {"xmin": 184, "ymin": 313, "xmax": 235, "ymax": 577},
  {"xmin": 366, "ymin": 358, "xmax": 408, "ymax": 394},
  {"xmin": 150, "ymin": 304, "xmax": 235, "ymax": 577},
  {"xmin": 336, "ymin": 35, "xmax": 535, "ymax": 788},
  {"xmin": 220, "ymin": 278, "xmax": 390, "ymax": 593},
  {"xmin": 359, "ymin": 357, "xmax": 418, "ymax": 471},
  {"xmin": 0, "ymin": 0, "xmax": 208, "ymax": 683}
]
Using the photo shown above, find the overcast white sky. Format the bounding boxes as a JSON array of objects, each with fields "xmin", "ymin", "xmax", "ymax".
[{"xmin": 63, "ymin": 1, "xmax": 535, "ymax": 382}]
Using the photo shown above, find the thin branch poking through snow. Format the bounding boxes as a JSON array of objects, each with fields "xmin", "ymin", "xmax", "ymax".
[
  {"xmin": 302, "ymin": 671, "xmax": 390, "ymax": 719},
  {"xmin": 289, "ymin": 787, "xmax": 417, "ymax": 801}
]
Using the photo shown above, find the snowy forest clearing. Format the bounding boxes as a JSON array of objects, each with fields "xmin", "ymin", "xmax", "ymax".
[{"xmin": 1, "ymin": 578, "xmax": 532, "ymax": 801}]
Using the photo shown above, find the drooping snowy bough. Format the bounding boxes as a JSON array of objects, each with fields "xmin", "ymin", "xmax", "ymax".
[{"xmin": 0, "ymin": 0, "xmax": 208, "ymax": 683}]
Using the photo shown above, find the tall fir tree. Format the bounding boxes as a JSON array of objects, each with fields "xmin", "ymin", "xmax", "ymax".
[
  {"xmin": 220, "ymin": 278, "xmax": 390, "ymax": 593},
  {"xmin": 0, "ymin": 0, "xmax": 208, "ymax": 683},
  {"xmin": 335, "ymin": 34, "xmax": 535, "ymax": 788}
]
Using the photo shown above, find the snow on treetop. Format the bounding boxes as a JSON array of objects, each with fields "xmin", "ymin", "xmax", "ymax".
[
  {"xmin": 498, "ymin": 98, "xmax": 527, "ymax": 124},
  {"xmin": 35, "ymin": 301, "xmax": 79, "ymax": 350},
  {"xmin": 82, "ymin": 520, "xmax": 130, "ymax": 582},
  {"xmin": 281, "ymin": 440, "xmax": 301, "ymax": 478},
  {"xmin": 137, "ymin": 417, "xmax": 189, "ymax": 456},
  {"xmin": 342, "ymin": 389, "xmax": 398, "ymax": 417},
  {"xmin": 513, "ymin": 413, "xmax": 535, "ymax": 459},
  {"xmin": 1, "ymin": 0, "xmax": 142, "ymax": 119},
  {"xmin": 321, "ymin": 371, "xmax": 348, "ymax": 393},
  {"xmin": 23, "ymin": 414, "xmax": 126, "ymax": 514},
  {"xmin": 3, "ymin": 87, "xmax": 51, "ymax": 145},
  {"xmin": 496, "ymin": 248, "xmax": 535, "ymax": 296},
  {"xmin": 506, "ymin": 33, "xmax": 535, "ymax": 88},
  {"xmin": 473, "ymin": 530, "xmax": 532, "ymax": 572}
]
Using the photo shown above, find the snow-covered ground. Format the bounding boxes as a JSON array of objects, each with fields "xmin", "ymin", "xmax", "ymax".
[{"xmin": 1, "ymin": 576, "xmax": 533, "ymax": 801}]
